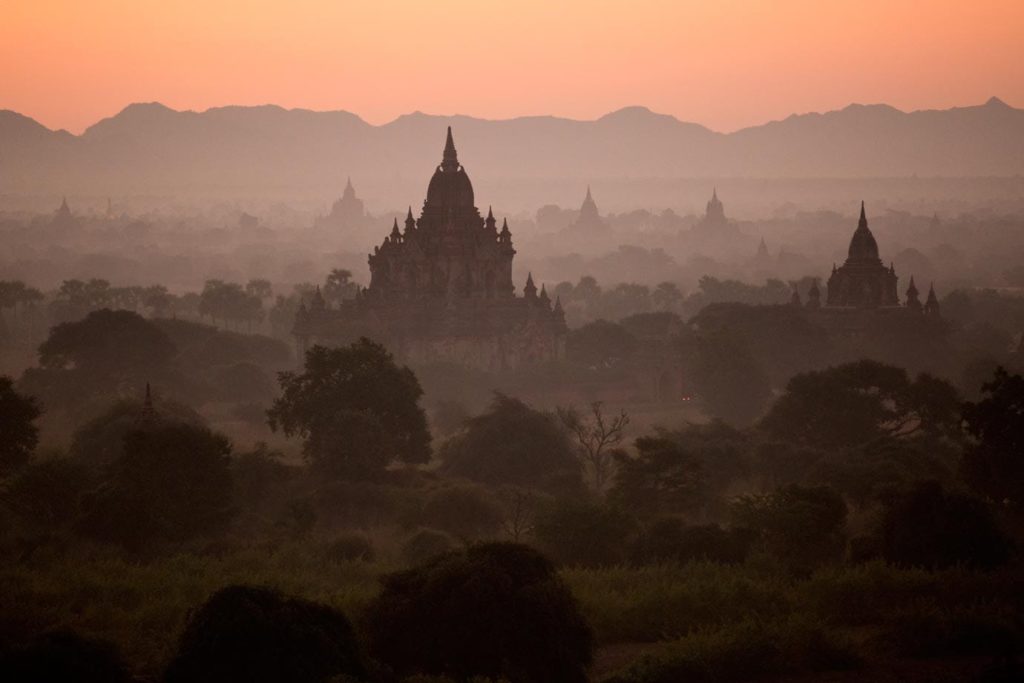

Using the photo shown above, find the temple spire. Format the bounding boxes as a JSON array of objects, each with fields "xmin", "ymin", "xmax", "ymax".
[
  {"xmin": 442, "ymin": 126, "xmax": 459, "ymax": 170},
  {"xmin": 858, "ymin": 200, "xmax": 867, "ymax": 229}
]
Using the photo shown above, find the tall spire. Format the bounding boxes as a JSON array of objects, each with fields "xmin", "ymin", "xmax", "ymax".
[
  {"xmin": 585, "ymin": 185, "xmax": 593, "ymax": 202},
  {"xmin": 524, "ymin": 272, "xmax": 537, "ymax": 299},
  {"xmin": 441, "ymin": 126, "xmax": 459, "ymax": 170},
  {"xmin": 858, "ymin": 200, "xmax": 867, "ymax": 229}
]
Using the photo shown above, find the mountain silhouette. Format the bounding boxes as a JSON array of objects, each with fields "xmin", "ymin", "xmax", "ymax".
[{"xmin": 1, "ymin": 99, "xmax": 1021, "ymax": 199}]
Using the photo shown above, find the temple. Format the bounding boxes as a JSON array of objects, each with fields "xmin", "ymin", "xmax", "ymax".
[
  {"xmin": 825, "ymin": 202, "xmax": 900, "ymax": 308},
  {"xmin": 693, "ymin": 188, "xmax": 736, "ymax": 234},
  {"xmin": 294, "ymin": 128, "xmax": 566, "ymax": 370},
  {"xmin": 315, "ymin": 177, "xmax": 368, "ymax": 230},
  {"xmin": 565, "ymin": 186, "xmax": 608, "ymax": 234}
]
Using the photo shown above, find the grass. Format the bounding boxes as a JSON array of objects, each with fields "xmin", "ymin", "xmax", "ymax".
[{"xmin": 1, "ymin": 542, "xmax": 1020, "ymax": 680}]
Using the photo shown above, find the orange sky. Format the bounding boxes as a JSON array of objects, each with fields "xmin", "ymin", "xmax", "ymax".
[{"xmin": 2, "ymin": 0, "xmax": 1022, "ymax": 134}]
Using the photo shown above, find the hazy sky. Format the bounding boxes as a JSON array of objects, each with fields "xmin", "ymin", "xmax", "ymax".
[{"xmin": 3, "ymin": 0, "xmax": 1022, "ymax": 134}]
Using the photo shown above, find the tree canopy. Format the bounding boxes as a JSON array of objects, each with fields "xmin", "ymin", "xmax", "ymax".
[
  {"xmin": 440, "ymin": 392, "xmax": 582, "ymax": 491},
  {"xmin": 962, "ymin": 366, "xmax": 1024, "ymax": 503},
  {"xmin": 268, "ymin": 339, "xmax": 431, "ymax": 477},
  {"xmin": 0, "ymin": 375, "xmax": 42, "ymax": 476},
  {"xmin": 760, "ymin": 359, "xmax": 962, "ymax": 450}
]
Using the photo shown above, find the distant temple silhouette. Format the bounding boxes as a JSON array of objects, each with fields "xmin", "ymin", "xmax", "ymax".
[
  {"xmin": 316, "ymin": 177, "xmax": 368, "ymax": 229},
  {"xmin": 295, "ymin": 128, "xmax": 566, "ymax": 370},
  {"xmin": 565, "ymin": 186, "xmax": 608, "ymax": 234},
  {"xmin": 793, "ymin": 202, "xmax": 941, "ymax": 318},
  {"xmin": 693, "ymin": 188, "xmax": 736, "ymax": 234}
]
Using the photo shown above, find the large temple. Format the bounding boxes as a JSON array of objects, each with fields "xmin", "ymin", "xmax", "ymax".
[
  {"xmin": 825, "ymin": 202, "xmax": 900, "ymax": 308},
  {"xmin": 794, "ymin": 202, "xmax": 941, "ymax": 319},
  {"xmin": 294, "ymin": 128, "xmax": 566, "ymax": 370},
  {"xmin": 564, "ymin": 186, "xmax": 609, "ymax": 234}
]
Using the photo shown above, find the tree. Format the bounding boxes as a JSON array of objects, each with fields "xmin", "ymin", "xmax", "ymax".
[
  {"xmin": 533, "ymin": 498, "xmax": 639, "ymax": 566},
  {"xmin": 0, "ymin": 376, "xmax": 41, "ymax": 476},
  {"xmin": 440, "ymin": 392, "xmax": 581, "ymax": 491},
  {"xmin": 69, "ymin": 397, "xmax": 204, "ymax": 467},
  {"xmin": 731, "ymin": 484, "xmax": 848, "ymax": 569},
  {"xmin": 364, "ymin": 543, "xmax": 593, "ymax": 683},
  {"xmin": 37, "ymin": 309, "xmax": 175, "ymax": 373},
  {"xmin": 268, "ymin": 339, "xmax": 431, "ymax": 478},
  {"xmin": 962, "ymin": 366, "xmax": 1024, "ymax": 503},
  {"xmin": 78, "ymin": 422, "xmax": 233, "ymax": 547},
  {"xmin": 760, "ymin": 360, "xmax": 962, "ymax": 451},
  {"xmin": 165, "ymin": 585, "xmax": 366, "ymax": 683},
  {"xmin": 609, "ymin": 436, "xmax": 706, "ymax": 518},
  {"xmin": 557, "ymin": 401, "xmax": 629, "ymax": 493},
  {"xmin": 881, "ymin": 481, "xmax": 1010, "ymax": 569},
  {"xmin": 652, "ymin": 281, "xmax": 684, "ymax": 311},
  {"xmin": 689, "ymin": 328, "xmax": 771, "ymax": 426},
  {"xmin": 566, "ymin": 320, "xmax": 637, "ymax": 368},
  {"xmin": 323, "ymin": 268, "xmax": 357, "ymax": 305}
]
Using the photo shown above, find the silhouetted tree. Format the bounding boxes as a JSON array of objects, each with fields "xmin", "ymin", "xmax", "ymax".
[
  {"xmin": 731, "ymin": 484, "xmax": 848, "ymax": 570},
  {"xmin": 165, "ymin": 585, "xmax": 366, "ymax": 683},
  {"xmin": 760, "ymin": 360, "xmax": 962, "ymax": 450},
  {"xmin": 79, "ymin": 422, "xmax": 233, "ymax": 548},
  {"xmin": 962, "ymin": 366, "xmax": 1024, "ymax": 503},
  {"xmin": 558, "ymin": 401, "xmax": 629, "ymax": 493},
  {"xmin": 69, "ymin": 397, "xmax": 204, "ymax": 467},
  {"xmin": 38, "ymin": 309, "xmax": 175, "ymax": 373},
  {"xmin": 440, "ymin": 393, "xmax": 581, "ymax": 491},
  {"xmin": 0, "ymin": 375, "xmax": 41, "ymax": 476},
  {"xmin": 364, "ymin": 543, "xmax": 593, "ymax": 682},
  {"xmin": 268, "ymin": 339, "xmax": 431, "ymax": 478},
  {"xmin": 566, "ymin": 319, "xmax": 637, "ymax": 368},
  {"xmin": 610, "ymin": 436, "xmax": 706, "ymax": 518},
  {"xmin": 881, "ymin": 481, "xmax": 1010, "ymax": 569}
]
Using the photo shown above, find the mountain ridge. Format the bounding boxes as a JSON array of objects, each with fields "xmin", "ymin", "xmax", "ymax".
[{"xmin": 2, "ymin": 98, "xmax": 1022, "ymax": 198}]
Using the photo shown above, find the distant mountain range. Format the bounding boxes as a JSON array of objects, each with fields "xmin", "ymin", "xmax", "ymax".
[{"xmin": 1, "ymin": 98, "xmax": 1022, "ymax": 201}]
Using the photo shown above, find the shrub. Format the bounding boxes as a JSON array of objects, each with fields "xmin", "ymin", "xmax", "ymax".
[
  {"xmin": 440, "ymin": 393, "xmax": 583, "ymax": 492},
  {"xmin": 533, "ymin": 498, "xmax": 638, "ymax": 567},
  {"xmin": 401, "ymin": 528, "xmax": 458, "ymax": 566},
  {"xmin": 0, "ymin": 630, "xmax": 132, "ymax": 683},
  {"xmin": 323, "ymin": 533, "xmax": 375, "ymax": 563},
  {"xmin": 164, "ymin": 585, "xmax": 366, "ymax": 683},
  {"xmin": 881, "ymin": 481, "xmax": 1011, "ymax": 569},
  {"xmin": 364, "ymin": 543, "xmax": 593, "ymax": 683}
]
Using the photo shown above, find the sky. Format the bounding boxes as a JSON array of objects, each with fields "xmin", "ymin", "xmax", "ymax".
[{"xmin": 2, "ymin": 0, "xmax": 1022, "ymax": 134}]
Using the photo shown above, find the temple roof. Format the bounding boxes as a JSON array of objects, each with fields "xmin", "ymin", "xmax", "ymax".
[
  {"xmin": 426, "ymin": 126, "xmax": 474, "ymax": 209},
  {"xmin": 847, "ymin": 201, "xmax": 881, "ymax": 263}
]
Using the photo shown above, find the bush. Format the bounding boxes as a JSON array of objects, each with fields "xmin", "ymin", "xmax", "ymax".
[
  {"xmin": 2, "ymin": 456, "xmax": 91, "ymax": 528},
  {"xmin": 0, "ymin": 630, "xmax": 132, "ymax": 683},
  {"xmin": 880, "ymin": 601, "xmax": 1020, "ymax": 659},
  {"xmin": 440, "ymin": 393, "xmax": 583, "ymax": 492},
  {"xmin": 164, "ymin": 585, "xmax": 366, "ymax": 683},
  {"xmin": 364, "ymin": 543, "xmax": 593, "ymax": 683},
  {"xmin": 632, "ymin": 520, "xmax": 750, "ymax": 565},
  {"xmin": 401, "ymin": 528, "xmax": 458, "ymax": 566},
  {"xmin": 881, "ymin": 481, "xmax": 1011, "ymax": 570},
  {"xmin": 533, "ymin": 498, "xmax": 638, "ymax": 567},
  {"xmin": 78, "ymin": 422, "xmax": 234, "ymax": 549},
  {"xmin": 323, "ymin": 533, "xmax": 375, "ymax": 563}
]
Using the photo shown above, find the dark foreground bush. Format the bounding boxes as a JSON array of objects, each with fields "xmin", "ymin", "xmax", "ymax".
[
  {"xmin": 881, "ymin": 481, "xmax": 1011, "ymax": 570},
  {"xmin": 322, "ymin": 533, "xmax": 375, "ymax": 563},
  {"xmin": 164, "ymin": 585, "xmax": 366, "ymax": 683},
  {"xmin": 0, "ymin": 630, "xmax": 133, "ymax": 683},
  {"xmin": 364, "ymin": 542, "xmax": 593, "ymax": 682}
]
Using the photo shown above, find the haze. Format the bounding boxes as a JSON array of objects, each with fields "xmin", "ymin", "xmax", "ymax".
[{"xmin": 3, "ymin": 0, "xmax": 1023, "ymax": 134}]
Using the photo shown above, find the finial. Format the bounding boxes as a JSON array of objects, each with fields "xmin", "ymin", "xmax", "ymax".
[
  {"xmin": 859, "ymin": 200, "xmax": 867, "ymax": 227},
  {"xmin": 442, "ymin": 126, "xmax": 458, "ymax": 169},
  {"xmin": 487, "ymin": 206, "xmax": 494, "ymax": 220},
  {"xmin": 585, "ymin": 185, "xmax": 593, "ymax": 201}
]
